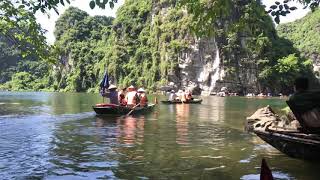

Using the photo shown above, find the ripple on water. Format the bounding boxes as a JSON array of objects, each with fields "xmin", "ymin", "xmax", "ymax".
[
  {"xmin": 46, "ymin": 170, "xmax": 117, "ymax": 180},
  {"xmin": 239, "ymin": 154, "xmax": 257, "ymax": 163},
  {"xmin": 79, "ymin": 161, "xmax": 118, "ymax": 168}
]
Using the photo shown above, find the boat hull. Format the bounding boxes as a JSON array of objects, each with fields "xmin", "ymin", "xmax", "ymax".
[
  {"xmin": 93, "ymin": 104, "xmax": 155, "ymax": 115},
  {"xmin": 254, "ymin": 129, "xmax": 320, "ymax": 160},
  {"xmin": 161, "ymin": 99, "xmax": 202, "ymax": 104}
]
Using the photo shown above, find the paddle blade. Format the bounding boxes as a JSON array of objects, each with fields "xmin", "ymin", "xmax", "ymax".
[{"xmin": 260, "ymin": 158, "xmax": 273, "ymax": 180}]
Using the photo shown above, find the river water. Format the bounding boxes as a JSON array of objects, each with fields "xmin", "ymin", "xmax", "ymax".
[{"xmin": 0, "ymin": 92, "xmax": 319, "ymax": 179}]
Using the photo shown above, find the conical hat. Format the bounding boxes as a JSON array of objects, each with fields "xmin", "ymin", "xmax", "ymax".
[
  {"xmin": 137, "ymin": 88, "xmax": 145, "ymax": 92},
  {"xmin": 108, "ymin": 84, "xmax": 117, "ymax": 90},
  {"xmin": 128, "ymin": 85, "xmax": 135, "ymax": 89}
]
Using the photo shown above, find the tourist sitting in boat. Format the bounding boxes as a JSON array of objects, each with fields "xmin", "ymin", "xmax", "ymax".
[
  {"xmin": 125, "ymin": 85, "xmax": 140, "ymax": 108},
  {"xmin": 102, "ymin": 84, "xmax": 119, "ymax": 105},
  {"xmin": 185, "ymin": 90, "xmax": 193, "ymax": 101},
  {"xmin": 257, "ymin": 92, "xmax": 266, "ymax": 97},
  {"xmin": 137, "ymin": 88, "xmax": 148, "ymax": 107},
  {"xmin": 180, "ymin": 89, "xmax": 187, "ymax": 103},
  {"xmin": 175, "ymin": 90, "xmax": 184, "ymax": 102},
  {"xmin": 288, "ymin": 77, "xmax": 320, "ymax": 132},
  {"xmin": 118, "ymin": 87, "xmax": 127, "ymax": 106},
  {"xmin": 168, "ymin": 90, "xmax": 177, "ymax": 101}
]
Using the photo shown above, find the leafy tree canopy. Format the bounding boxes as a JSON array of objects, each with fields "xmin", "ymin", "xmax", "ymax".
[
  {"xmin": 178, "ymin": 0, "xmax": 320, "ymax": 36},
  {"xmin": 0, "ymin": 0, "xmax": 116, "ymax": 60}
]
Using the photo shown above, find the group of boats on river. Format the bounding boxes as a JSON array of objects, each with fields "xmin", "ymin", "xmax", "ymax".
[
  {"xmin": 94, "ymin": 75, "xmax": 320, "ymax": 166},
  {"xmin": 92, "ymin": 84, "xmax": 202, "ymax": 115}
]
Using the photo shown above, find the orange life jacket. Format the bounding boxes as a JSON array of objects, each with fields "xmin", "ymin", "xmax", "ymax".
[
  {"xmin": 139, "ymin": 93, "xmax": 148, "ymax": 107},
  {"xmin": 186, "ymin": 93, "xmax": 192, "ymax": 100},
  {"xmin": 118, "ymin": 92, "xmax": 127, "ymax": 106}
]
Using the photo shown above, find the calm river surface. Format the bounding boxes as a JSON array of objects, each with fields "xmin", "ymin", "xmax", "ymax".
[{"xmin": 0, "ymin": 92, "xmax": 319, "ymax": 179}]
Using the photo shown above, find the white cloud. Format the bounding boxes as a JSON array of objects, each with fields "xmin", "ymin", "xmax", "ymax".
[{"xmin": 35, "ymin": 0, "xmax": 125, "ymax": 44}]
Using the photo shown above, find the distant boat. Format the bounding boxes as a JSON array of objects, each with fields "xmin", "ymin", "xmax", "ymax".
[
  {"xmin": 161, "ymin": 99, "xmax": 202, "ymax": 104},
  {"xmin": 93, "ymin": 103, "xmax": 155, "ymax": 115}
]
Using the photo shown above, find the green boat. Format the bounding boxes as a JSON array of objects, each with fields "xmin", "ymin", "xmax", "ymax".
[
  {"xmin": 93, "ymin": 103, "xmax": 155, "ymax": 115},
  {"xmin": 161, "ymin": 99, "xmax": 202, "ymax": 104}
]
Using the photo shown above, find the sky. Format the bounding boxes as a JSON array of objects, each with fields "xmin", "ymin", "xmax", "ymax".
[
  {"xmin": 35, "ymin": 0, "xmax": 125, "ymax": 44},
  {"xmin": 35, "ymin": 0, "xmax": 310, "ymax": 45},
  {"xmin": 262, "ymin": 0, "xmax": 310, "ymax": 23}
]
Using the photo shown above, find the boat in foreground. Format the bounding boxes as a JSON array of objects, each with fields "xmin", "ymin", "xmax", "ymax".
[
  {"xmin": 254, "ymin": 128, "xmax": 320, "ymax": 160},
  {"xmin": 161, "ymin": 99, "xmax": 202, "ymax": 104},
  {"xmin": 247, "ymin": 105, "xmax": 320, "ymax": 160},
  {"xmin": 93, "ymin": 103, "xmax": 155, "ymax": 115}
]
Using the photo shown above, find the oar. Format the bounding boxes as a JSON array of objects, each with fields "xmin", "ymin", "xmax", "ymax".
[{"xmin": 125, "ymin": 103, "xmax": 140, "ymax": 117}]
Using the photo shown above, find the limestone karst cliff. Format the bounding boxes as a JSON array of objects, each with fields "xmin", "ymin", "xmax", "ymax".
[{"xmin": 1, "ymin": 0, "xmax": 315, "ymax": 94}]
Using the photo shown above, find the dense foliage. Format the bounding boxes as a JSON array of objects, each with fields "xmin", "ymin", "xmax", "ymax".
[
  {"xmin": 0, "ymin": 0, "xmax": 117, "ymax": 58},
  {"xmin": 177, "ymin": 0, "xmax": 314, "ymax": 93},
  {"xmin": 100, "ymin": 0, "xmax": 193, "ymax": 90},
  {"xmin": 0, "ymin": 32, "xmax": 51, "ymax": 91},
  {"xmin": 51, "ymin": 7, "xmax": 114, "ymax": 92},
  {"xmin": 277, "ymin": 8, "xmax": 320, "ymax": 73},
  {"xmin": 0, "ymin": 0, "xmax": 317, "ymax": 94},
  {"xmin": 0, "ymin": 0, "xmax": 318, "ymax": 61}
]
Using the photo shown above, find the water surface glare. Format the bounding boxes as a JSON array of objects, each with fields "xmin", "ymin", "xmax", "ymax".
[{"xmin": 0, "ymin": 92, "xmax": 319, "ymax": 179}]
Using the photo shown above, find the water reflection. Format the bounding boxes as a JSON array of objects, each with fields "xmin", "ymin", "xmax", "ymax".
[
  {"xmin": 119, "ymin": 116, "xmax": 145, "ymax": 145},
  {"xmin": 2, "ymin": 92, "xmax": 320, "ymax": 179},
  {"xmin": 176, "ymin": 104, "xmax": 190, "ymax": 145},
  {"xmin": 199, "ymin": 96, "xmax": 226, "ymax": 122}
]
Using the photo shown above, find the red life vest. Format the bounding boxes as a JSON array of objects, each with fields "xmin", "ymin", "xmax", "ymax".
[
  {"xmin": 119, "ymin": 93, "xmax": 127, "ymax": 106},
  {"xmin": 139, "ymin": 93, "xmax": 148, "ymax": 107}
]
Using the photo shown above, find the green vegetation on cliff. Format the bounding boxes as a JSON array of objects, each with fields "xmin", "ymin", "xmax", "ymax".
[
  {"xmin": 0, "ymin": 0, "xmax": 317, "ymax": 94},
  {"xmin": 51, "ymin": 7, "xmax": 114, "ymax": 92},
  {"xmin": 277, "ymin": 8, "xmax": 320, "ymax": 68}
]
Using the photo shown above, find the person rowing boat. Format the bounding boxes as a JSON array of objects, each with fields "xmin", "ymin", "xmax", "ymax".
[{"xmin": 101, "ymin": 84, "xmax": 119, "ymax": 105}]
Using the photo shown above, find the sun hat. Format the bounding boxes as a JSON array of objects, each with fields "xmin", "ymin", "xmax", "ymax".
[
  {"xmin": 108, "ymin": 84, "xmax": 117, "ymax": 90},
  {"xmin": 137, "ymin": 88, "xmax": 145, "ymax": 93},
  {"xmin": 128, "ymin": 85, "xmax": 135, "ymax": 89}
]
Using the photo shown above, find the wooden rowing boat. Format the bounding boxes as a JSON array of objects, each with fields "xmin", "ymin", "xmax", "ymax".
[
  {"xmin": 161, "ymin": 99, "xmax": 202, "ymax": 104},
  {"xmin": 248, "ymin": 105, "xmax": 320, "ymax": 160},
  {"xmin": 93, "ymin": 103, "xmax": 155, "ymax": 115},
  {"xmin": 254, "ymin": 128, "xmax": 320, "ymax": 160}
]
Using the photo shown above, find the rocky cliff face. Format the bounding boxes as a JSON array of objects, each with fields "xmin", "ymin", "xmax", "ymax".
[
  {"xmin": 151, "ymin": 1, "xmax": 260, "ymax": 95},
  {"xmin": 51, "ymin": 0, "xmax": 304, "ymax": 94},
  {"xmin": 171, "ymin": 37, "xmax": 225, "ymax": 94},
  {"xmin": 149, "ymin": 1, "xmax": 226, "ymax": 95}
]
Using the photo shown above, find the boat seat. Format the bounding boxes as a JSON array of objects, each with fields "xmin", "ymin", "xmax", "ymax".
[{"xmin": 287, "ymin": 100, "xmax": 320, "ymax": 134}]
